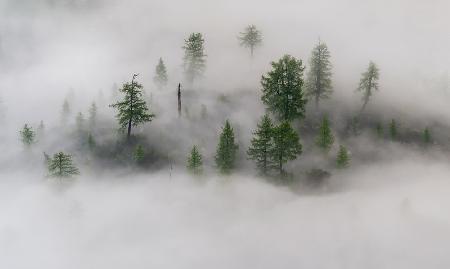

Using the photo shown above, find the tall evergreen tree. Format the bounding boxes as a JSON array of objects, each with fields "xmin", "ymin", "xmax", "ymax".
[
  {"xmin": 247, "ymin": 114, "xmax": 274, "ymax": 175},
  {"xmin": 215, "ymin": 120, "xmax": 239, "ymax": 174},
  {"xmin": 88, "ymin": 102, "xmax": 97, "ymax": 129},
  {"xmin": 238, "ymin": 24, "xmax": 262, "ymax": 57},
  {"xmin": 389, "ymin": 119, "xmax": 398, "ymax": 140},
  {"xmin": 270, "ymin": 121, "xmax": 302, "ymax": 176},
  {"xmin": 20, "ymin": 124, "xmax": 35, "ymax": 147},
  {"xmin": 153, "ymin": 57, "xmax": 168, "ymax": 89},
  {"xmin": 110, "ymin": 74, "xmax": 154, "ymax": 140},
  {"xmin": 48, "ymin": 152, "xmax": 79, "ymax": 178},
  {"xmin": 336, "ymin": 145, "xmax": 350, "ymax": 168},
  {"xmin": 357, "ymin": 61, "xmax": 380, "ymax": 111},
  {"xmin": 261, "ymin": 55, "xmax": 307, "ymax": 121},
  {"xmin": 316, "ymin": 116, "xmax": 334, "ymax": 152},
  {"xmin": 183, "ymin": 33, "xmax": 206, "ymax": 84},
  {"xmin": 187, "ymin": 145, "xmax": 203, "ymax": 175},
  {"xmin": 305, "ymin": 40, "xmax": 333, "ymax": 110}
]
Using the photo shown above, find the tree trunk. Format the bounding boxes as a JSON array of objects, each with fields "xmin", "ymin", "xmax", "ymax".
[
  {"xmin": 178, "ymin": 83, "xmax": 182, "ymax": 118},
  {"xmin": 127, "ymin": 119, "xmax": 132, "ymax": 141}
]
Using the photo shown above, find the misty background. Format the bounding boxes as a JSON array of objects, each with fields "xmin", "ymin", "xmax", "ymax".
[{"xmin": 0, "ymin": 0, "xmax": 450, "ymax": 268}]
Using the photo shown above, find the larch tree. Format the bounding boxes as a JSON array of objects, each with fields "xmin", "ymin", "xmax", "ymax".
[
  {"xmin": 183, "ymin": 33, "xmax": 206, "ymax": 84},
  {"xmin": 269, "ymin": 121, "xmax": 302, "ymax": 176},
  {"xmin": 336, "ymin": 145, "xmax": 350, "ymax": 168},
  {"xmin": 20, "ymin": 124, "xmax": 35, "ymax": 148},
  {"xmin": 238, "ymin": 24, "xmax": 262, "ymax": 57},
  {"xmin": 153, "ymin": 57, "xmax": 168, "ymax": 89},
  {"xmin": 110, "ymin": 74, "xmax": 154, "ymax": 141},
  {"xmin": 261, "ymin": 54, "xmax": 307, "ymax": 122},
  {"xmin": 215, "ymin": 120, "xmax": 239, "ymax": 174},
  {"xmin": 247, "ymin": 114, "xmax": 274, "ymax": 175},
  {"xmin": 187, "ymin": 145, "xmax": 203, "ymax": 175},
  {"xmin": 316, "ymin": 116, "xmax": 334, "ymax": 153},
  {"xmin": 48, "ymin": 152, "xmax": 80, "ymax": 178},
  {"xmin": 305, "ymin": 40, "xmax": 333, "ymax": 110},
  {"xmin": 357, "ymin": 61, "xmax": 380, "ymax": 111}
]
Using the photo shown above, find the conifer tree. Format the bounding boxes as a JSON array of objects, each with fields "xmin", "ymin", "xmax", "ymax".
[
  {"xmin": 336, "ymin": 145, "xmax": 350, "ymax": 168},
  {"xmin": 48, "ymin": 152, "xmax": 79, "ymax": 178},
  {"xmin": 20, "ymin": 124, "xmax": 35, "ymax": 147},
  {"xmin": 133, "ymin": 145, "xmax": 145, "ymax": 164},
  {"xmin": 270, "ymin": 121, "xmax": 302, "ymax": 176},
  {"xmin": 110, "ymin": 74, "xmax": 154, "ymax": 140},
  {"xmin": 215, "ymin": 120, "xmax": 239, "ymax": 174},
  {"xmin": 75, "ymin": 112, "xmax": 85, "ymax": 132},
  {"xmin": 261, "ymin": 55, "xmax": 307, "ymax": 121},
  {"xmin": 187, "ymin": 145, "xmax": 203, "ymax": 175},
  {"xmin": 153, "ymin": 58, "xmax": 168, "ymax": 89},
  {"xmin": 61, "ymin": 99, "xmax": 71, "ymax": 125},
  {"xmin": 357, "ymin": 61, "xmax": 380, "ymax": 111},
  {"xmin": 238, "ymin": 24, "xmax": 262, "ymax": 57},
  {"xmin": 389, "ymin": 119, "xmax": 398, "ymax": 140},
  {"xmin": 306, "ymin": 40, "xmax": 333, "ymax": 110},
  {"xmin": 316, "ymin": 116, "xmax": 334, "ymax": 152},
  {"xmin": 183, "ymin": 33, "xmax": 206, "ymax": 84},
  {"xmin": 423, "ymin": 127, "xmax": 432, "ymax": 145},
  {"xmin": 88, "ymin": 102, "xmax": 97, "ymax": 129},
  {"xmin": 247, "ymin": 114, "xmax": 274, "ymax": 175}
]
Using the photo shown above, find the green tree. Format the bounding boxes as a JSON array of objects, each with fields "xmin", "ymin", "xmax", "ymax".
[
  {"xmin": 187, "ymin": 145, "xmax": 203, "ymax": 175},
  {"xmin": 247, "ymin": 114, "xmax": 274, "ymax": 175},
  {"xmin": 88, "ymin": 102, "xmax": 97, "ymax": 129},
  {"xmin": 215, "ymin": 120, "xmax": 239, "ymax": 174},
  {"xmin": 238, "ymin": 24, "xmax": 262, "ymax": 57},
  {"xmin": 423, "ymin": 127, "xmax": 432, "ymax": 145},
  {"xmin": 270, "ymin": 121, "xmax": 302, "ymax": 176},
  {"xmin": 20, "ymin": 124, "xmax": 35, "ymax": 147},
  {"xmin": 75, "ymin": 112, "xmax": 85, "ymax": 132},
  {"xmin": 306, "ymin": 40, "xmax": 333, "ymax": 110},
  {"xmin": 261, "ymin": 55, "xmax": 307, "ymax": 121},
  {"xmin": 48, "ymin": 152, "xmax": 80, "ymax": 178},
  {"xmin": 316, "ymin": 116, "xmax": 334, "ymax": 152},
  {"xmin": 389, "ymin": 119, "xmax": 398, "ymax": 140},
  {"xmin": 153, "ymin": 57, "xmax": 168, "ymax": 89},
  {"xmin": 110, "ymin": 74, "xmax": 154, "ymax": 140},
  {"xmin": 357, "ymin": 61, "xmax": 380, "ymax": 111},
  {"xmin": 183, "ymin": 33, "xmax": 206, "ymax": 84},
  {"xmin": 336, "ymin": 145, "xmax": 350, "ymax": 168},
  {"xmin": 133, "ymin": 145, "xmax": 145, "ymax": 164}
]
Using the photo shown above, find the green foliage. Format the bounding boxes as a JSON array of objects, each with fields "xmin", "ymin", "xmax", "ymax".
[
  {"xmin": 187, "ymin": 145, "xmax": 203, "ymax": 175},
  {"xmin": 110, "ymin": 74, "xmax": 154, "ymax": 139},
  {"xmin": 88, "ymin": 102, "xmax": 97, "ymax": 129},
  {"xmin": 48, "ymin": 152, "xmax": 79, "ymax": 178},
  {"xmin": 20, "ymin": 124, "xmax": 35, "ymax": 147},
  {"xmin": 238, "ymin": 24, "xmax": 262, "ymax": 57},
  {"xmin": 153, "ymin": 57, "xmax": 168, "ymax": 89},
  {"xmin": 423, "ymin": 128, "xmax": 432, "ymax": 144},
  {"xmin": 316, "ymin": 116, "xmax": 334, "ymax": 152},
  {"xmin": 376, "ymin": 122, "xmax": 384, "ymax": 138},
  {"xmin": 261, "ymin": 54, "xmax": 307, "ymax": 121},
  {"xmin": 306, "ymin": 40, "xmax": 333, "ymax": 110},
  {"xmin": 75, "ymin": 112, "xmax": 85, "ymax": 132},
  {"xmin": 336, "ymin": 145, "xmax": 350, "ymax": 168},
  {"xmin": 183, "ymin": 33, "xmax": 206, "ymax": 84},
  {"xmin": 357, "ymin": 61, "xmax": 380, "ymax": 111},
  {"xmin": 389, "ymin": 119, "xmax": 398, "ymax": 140},
  {"xmin": 270, "ymin": 121, "xmax": 302, "ymax": 175},
  {"xmin": 133, "ymin": 145, "xmax": 145, "ymax": 164},
  {"xmin": 247, "ymin": 114, "xmax": 274, "ymax": 175},
  {"xmin": 215, "ymin": 120, "xmax": 239, "ymax": 174}
]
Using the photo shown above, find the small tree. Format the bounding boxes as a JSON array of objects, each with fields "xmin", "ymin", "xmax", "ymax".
[
  {"xmin": 48, "ymin": 152, "xmax": 80, "ymax": 178},
  {"xmin": 316, "ymin": 116, "xmax": 334, "ymax": 152},
  {"xmin": 88, "ymin": 102, "xmax": 97, "ymax": 129},
  {"xmin": 247, "ymin": 114, "xmax": 274, "ymax": 175},
  {"xmin": 336, "ymin": 145, "xmax": 350, "ymax": 168},
  {"xmin": 261, "ymin": 54, "xmax": 307, "ymax": 121},
  {"xmin": 153, "ymin": 57, "xmax": 168, "ymax": 89},
  {"xmin": 238, "ymin": 24, "xmax": 262, "ymax": 57},
  {"xmin": 305, "ymin": 40, "xmax": 333, "ymax": 110},
  {"xmin": 110, "ymin": 74, "xmax": 154, "ymax": 140},
  {"xmin": 270, "ymin": 121, "xmax": 302, "ymax": 176},
  {"xmin": 133, "ymin": 145, "xmax": 145, "ymax": 164},
  {"xmin": 187, "ymin": 145, "xmax": 203, "ymax": 175},
  {"xmin": 183, "ymin": 33, "xmax": 206, "ymax": 84},
  {"xmin": 389, "ymin": 119, "xmax": 398, "ymax": 140},
  {"xmin": 20, "ymin": 124, "xmax": 35, "ymax": 147},
  {"xmin": 423, "ymin": 128, "xmax": 432, "ymax": 145},
  {"xmin": 357, "ymin": 61, "xmax": 380, "ymax": 111},
  {"xmin": 215, "ymin": 120, "xmax": 239, "ymax": 174}
]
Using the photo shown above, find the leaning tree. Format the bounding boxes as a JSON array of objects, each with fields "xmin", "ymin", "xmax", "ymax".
[{"xmin": 357, "ymin": 61, "xmax": 380, "ymax": 112}]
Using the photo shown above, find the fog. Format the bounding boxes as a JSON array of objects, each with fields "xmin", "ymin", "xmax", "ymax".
[{"xmin": 1, "ymin": 0, "xmax": 450, "ymax": 268}]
